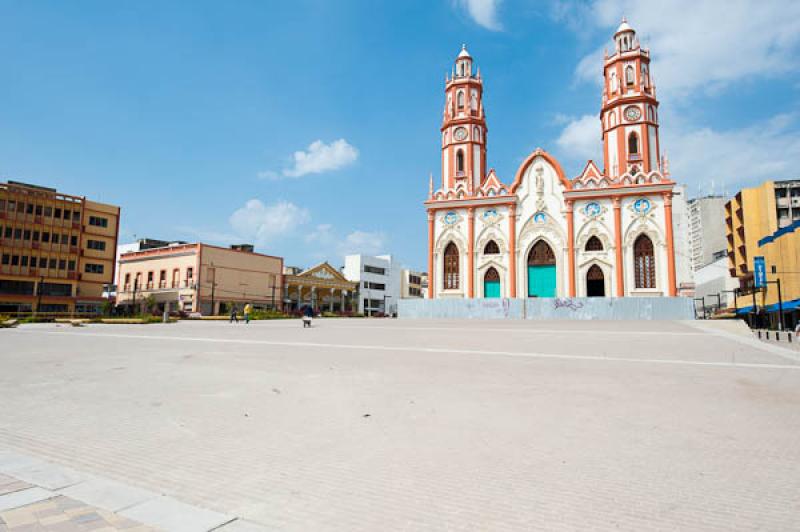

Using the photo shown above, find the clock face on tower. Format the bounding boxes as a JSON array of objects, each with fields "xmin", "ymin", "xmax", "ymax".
[
  {"xmin": 624, "ymin": 106, "xmax": 642, "ymax": 122},
  {"xmin": 453, "ymin": 127, "xmax": 468, "ymax": 141}
]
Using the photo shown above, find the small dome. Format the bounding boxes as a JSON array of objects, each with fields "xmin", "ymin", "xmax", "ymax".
[
  {"xmin": 457, "ymin": 44, "xmax": 471, "ymax": 59},
  {"xmin": 615, "ymin": 17, "xmax": 634, "ymax": 35}
]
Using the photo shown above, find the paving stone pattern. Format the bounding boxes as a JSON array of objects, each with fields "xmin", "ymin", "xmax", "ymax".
[{"xmin": 2, "ymin": 319, "xmax": 800, "ymax": 531}]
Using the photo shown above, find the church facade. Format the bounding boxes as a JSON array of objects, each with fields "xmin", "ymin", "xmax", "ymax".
[{"xmin": 426, "ymin": 20, "xmax": 679, "ymax": 300}]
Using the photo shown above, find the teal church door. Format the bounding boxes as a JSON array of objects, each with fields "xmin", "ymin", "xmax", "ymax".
[
  {"xmin": 527, "ymin": 241, "xmax": 557, "ymax": 297},
  {"xmin": 484, "ymin": 267, "xmax": 501, "ymax": 298}
]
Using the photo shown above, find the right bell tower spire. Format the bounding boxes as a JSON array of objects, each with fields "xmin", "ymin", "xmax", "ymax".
[{"xmin": 600, "ymin": 18, "xmax": 661, "ymax": 179}]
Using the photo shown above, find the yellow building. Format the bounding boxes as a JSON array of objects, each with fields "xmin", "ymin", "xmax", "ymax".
[
  {"xmin": 117, "ymin": 243, "xmax": 283, "ymax": 315},
  {"xmin": 0, "ymin": 181, "xmax": 119, "ymax": 315},
  {"xmin": 727, "ymin": 180, "xmax": 800, "ymax": 328},
  {"xmin": 725, "ymin": 181, "xmax": 777, "ymax": 288}
]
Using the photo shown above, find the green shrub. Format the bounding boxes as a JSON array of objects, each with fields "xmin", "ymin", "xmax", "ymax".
[{"xmin": 249, "ymin": 309, "xmax": 292, "ymax": 320}]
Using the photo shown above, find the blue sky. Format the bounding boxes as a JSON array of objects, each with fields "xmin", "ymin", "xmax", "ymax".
[{"xmin": 0, "ymin": 0, "xmax": 798, "ymax": 270}]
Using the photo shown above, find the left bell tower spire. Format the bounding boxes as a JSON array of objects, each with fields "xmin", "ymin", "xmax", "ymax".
[{"xmin": 441, "ymin": 44, "xmax": 487, "ymax": 194}]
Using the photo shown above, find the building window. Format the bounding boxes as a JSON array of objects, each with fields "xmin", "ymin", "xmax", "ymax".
[
  {"xmin": 44, "ymin": 206, "xmax": 52, "ymax": 217},
  {"xmin": 1, "ymin": 254, "xmax": 9, "ymax": 265},
  {"xmin": 484, "ymin": 240, "xmax": 499, "ymax": 254},
  {"xmin": 87, "ymin": 239, "xmax": 106, "ymax": 251},
  {"xmin": 85, "ymin": 263, "xmax": 105, "ymax": 274},
  {"xmin": 68, "ymin": 260, "xmax": 75, "ymax": 271},
  {"xmin": 585, "ymin": 236, "xmax": 604, "ymax": 251},
  {"xmin": 49, "ymin": 258, "xmax": 57, "ymax": 269},
  {"xmin": 456, "ymin": 149, "xmax": 465, "ymax": 174},
  {"xmin": 88, "ymin": 216, "xmax": 108, "ymax": 228},
  {"xmin": 42, "ymin": 232, "xmax": 50, "ymax": 243},
  {"xmin": 11, "ymin": 255, "xmax": 19, "ymax": 266},
  {"xmin": 13, "ymin": 228, "xmax": 21, "ymax": 240},
  {"xmin": 633, "ymin": 234, "xmax": 655, "ymax": 288},
  {"xmin": 125, "ymin": 273, "xmax": 131, "ymax": 285},
  {"xmin": 625, "ymin": 65, "xmax": 634, "ymax": 85},
  {"xmin": 26, "ymin": 203, "xmax": 33, "ymax": 214},
  {"xmin": 628, "ymin": 132, "xmax": 639, "ymax": 155},
  {"xmin": 444, "ymin": 242, "xmax": 459, "ymax": 290},
  {"xmin": 70, "ymin": 235, "xmax": 78, "ymax": 246},
  {"xmin": 59, "ymin": 259, "xmax": 66, "ymax": 270},
  {"xmin": 52, "ymin": 233, "xmax": 60, "ymax": 244},
  {"xmin": 363, "ymin": 265, "xmax": 386, "ymax": 275},
  {"xmin": 186, "ymin": 267, "xmax": 193, "ymax": 280},
  {"xmin": 21, "ymin": 256, "xmax": 28, "ymax": 267},
  {"xmin": 35, "ymin": 205, "xmax": 42, "ymax": 216},
  {"xmin": 457, "ymin": 91, "xmax": 464, "ymax": 109}
]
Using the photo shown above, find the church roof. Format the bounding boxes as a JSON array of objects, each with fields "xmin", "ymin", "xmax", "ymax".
[{"xmin": 457, "ymin": 44, "xmax": 471, "ymax": 59}]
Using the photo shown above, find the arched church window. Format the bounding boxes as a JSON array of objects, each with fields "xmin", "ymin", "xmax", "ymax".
[
  {"xmin": 456, "ymin": 150, "xmax": 465, "ymax": 174},
  {"xmin": 634, "ymin": 234, "xmax": 656, "ymax": 288},
  {"xmin": 625, "ymin": 65, "xmax": 634, "ymax": 86},
  {"xmin": 609, "ymin": 112, "xmax": 617, "ymax": 128},
  {"xmin": 484, "ymin": 240, "xmax": 499, "ymax": 254},
  {"xmin": 585, "ymin": 236, "xmax": 603, "ymax": 251},
  {"xmin": 457, "ymin": 91, "xmax": 465, "ymax": 109},
  {"xmin": 460, "ymin": 62, "xmax": 466, "ymax": 77},
  {"xmin": 444, "ymin": 242, "xmax": 459, "ymax": 290},
  {"xmin": 648, "ymin": 106, "xmax": 654, "ymax": 121},
  {"xmin": 610, "ymin": 71, "xmax": 617, "ymax": 92},
  {"xmin": 628, "ymin": 132, "xmax": 639, "ymax": 155},
  {"xmin": 474, "ymin": 127, "xmax": 480, "ymax": 141}
]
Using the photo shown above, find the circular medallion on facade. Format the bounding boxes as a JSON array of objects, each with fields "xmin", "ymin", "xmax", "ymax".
[
  {"xmin": 453, "ymin": 127, "xmax": 468, "ymax": 141},
  {"xmin": 633, "ymin": 198, "xmax": 651, "ymax": 214},
  {"xmin": 624, "ymin": 105, "xmax": 642, "ymax": 121},
  {"xmin": 533, "ymin": 212, "xmax": 547, "ymax": 224},
  {"xmin": 444, "ymin": 211, "xmax": 458, "ymax": 225},
  {"xmin": 483, "ymin": 208, "xmax": 498, "ymax": 220},
  {"xmin": 584, "ymin": 202, "xmax": 601, "ymax": 217}
]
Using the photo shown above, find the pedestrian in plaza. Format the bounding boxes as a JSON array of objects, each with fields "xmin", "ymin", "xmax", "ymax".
[
  {"xmin": 302, "ymin": 305, "xmax": 313, "ymax": 328},
  {"xmin": 229, "ymin": 305, "xmax": 239, "ymax": 324},
  {"xmin": 244, "ymin": 303, "xmax": 253, "ymax": 324}
]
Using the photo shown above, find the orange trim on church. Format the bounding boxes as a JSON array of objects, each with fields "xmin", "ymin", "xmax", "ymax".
[
  {"xmin": 663, "ymin": 192, "xmax": 677, "ymax": 296},
  {"xmin": 566, "ymin": 201, "xmax": 576, "ymax": 297},
  {"xmin": 613, "ymin": 197, "xmax": 624, "ymax": 296}
]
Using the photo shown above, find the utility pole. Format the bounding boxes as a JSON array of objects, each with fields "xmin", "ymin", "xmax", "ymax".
[
  {"xmin": 35, "ymin": 275, "xmax": 44, "ymax": 316},
  {"xmin": 209, "ymin": 264, "xmax": 216, "ymax": 315},
  {"xmin": 132, "ymin": 279, "xmax": 138, "ymax": 315}
]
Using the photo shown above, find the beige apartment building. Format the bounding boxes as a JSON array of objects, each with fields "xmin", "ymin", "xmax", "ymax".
[
  {"xmin": 0, "ymin": 181, "xmax": 119, "ymax": 314},
  {"xmin": 117, "ymin": 243, "xmax": 283, "ymax": 314}
]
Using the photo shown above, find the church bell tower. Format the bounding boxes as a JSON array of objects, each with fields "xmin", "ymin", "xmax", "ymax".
[
  {"xmin": 441, "ymin": 45, "xmax": 487, "ymax": 193},
  {"xmin": 601, "ymin": 18, "xmax": 661, "ymax": 179}
]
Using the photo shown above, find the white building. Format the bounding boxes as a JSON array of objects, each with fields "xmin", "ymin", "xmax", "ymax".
[
  {"xmin": 688, "ymin": 195, "xmax": 728, "ymax": 271},
  {"xmin": 343, "ymin": 254, "xmax": 401, "ymax": 315},
  {"xmin": 400, "ymin": 269, "xmax": 425, "ymax": 299}
]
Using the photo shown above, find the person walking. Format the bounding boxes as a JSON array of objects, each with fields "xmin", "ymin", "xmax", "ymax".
[
  {"xmin": 302, "ymin": 305, "xmax": 313, "ymax": 328},
  {"xmin": 229, "ymin": 306, "xmax": 239, "ymax": 324},
  {"xmin": 244, "ymin": 303, "xmax": 252, "ymax": 324}
]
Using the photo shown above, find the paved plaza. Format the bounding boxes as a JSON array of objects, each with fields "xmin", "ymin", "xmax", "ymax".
[{"xmin": 1, "ymin": 319, "xmax": 800, "ymax": 531}]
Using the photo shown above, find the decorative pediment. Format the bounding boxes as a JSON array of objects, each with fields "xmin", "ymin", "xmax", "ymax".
[
  {"xmin": 298, "ymin": 262, "xmax": 350, "ymax": 284},
  {"xmin": 479, "ymin": 169, "xmax": 509, "ymax": 196}
]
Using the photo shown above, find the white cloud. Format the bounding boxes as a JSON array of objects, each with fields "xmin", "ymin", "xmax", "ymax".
[
  {"xmin": 306, "ymin": 224, "xmax": 386, "ymax": 259},
  {"xmin": 454, "ymin": 0, "xmax": 503, "ymax": 31},
  {"xmin": 278, "ymin": 139, "xmax": 358, "ymax": 178},
  {"xmin": 555, "ymin": 114, "xmax": 602, "ymax": 164},
  {"xmin": 563, "ymin": 0, "xmax": 800, "ymax": 99},
  {"xmin": 663, "ymin": 112, "xmax": 800, "ymax": 194},
  {"xmin": 229, "ymin": 199, "xmax": 310, "ymax": 245}
]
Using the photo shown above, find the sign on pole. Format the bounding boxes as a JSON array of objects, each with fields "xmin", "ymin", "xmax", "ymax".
[{"xmin": 754, "ymin": 256, "xmax": 766, "ymax": 288}]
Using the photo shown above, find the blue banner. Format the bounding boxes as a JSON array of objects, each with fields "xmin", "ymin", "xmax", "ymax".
[{"xmin": 754, "ymin": 256, "xmax": 766, "ymax": 288}]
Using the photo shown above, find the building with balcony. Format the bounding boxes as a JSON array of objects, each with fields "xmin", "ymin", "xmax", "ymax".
[
  {"xmin": 117, "ymin": 243, "xmax": 283, "ymax": 315},
  {"xmin": 0, "ymin": 181, "xmax": 119, "ymax": 314},
  {"xmin": 400, "ymin": 269, "xmax": 425, "ymax": 299},
  {"xmin": 726, "ymin": 181, "xmax": 782, "ymax": 293}
]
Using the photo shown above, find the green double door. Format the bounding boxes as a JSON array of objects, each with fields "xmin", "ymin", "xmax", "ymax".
[{"xmin": 527, "ymin": 264, "xmax": 556, "ymax": 297}]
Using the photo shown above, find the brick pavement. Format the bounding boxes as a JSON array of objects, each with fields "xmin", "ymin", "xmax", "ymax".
[
  {"xmin": 1, "ymin": 319, "xmax": 800, "ymax": 531},
  {"xmin": 0, "ymin": 473, "xmax": 153, "ymax": 531}
]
